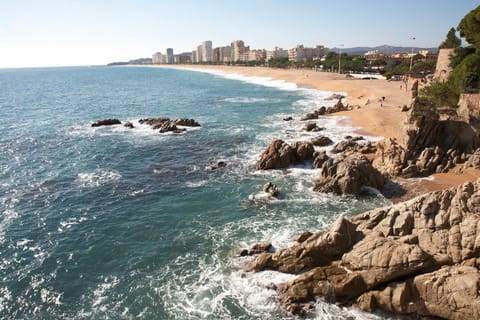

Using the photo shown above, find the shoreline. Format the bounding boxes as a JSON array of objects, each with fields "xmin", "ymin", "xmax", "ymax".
[{"xmin": 143, "ymin": 64, "xmax": 479, "ymax": 199}]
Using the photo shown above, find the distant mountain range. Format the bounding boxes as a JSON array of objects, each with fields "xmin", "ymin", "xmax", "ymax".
[
  {"xmin": 107, "ymin": 57, "xmax": 152, "ymax": 66},
  {"xmin": 329, "ymin": 45, "xmax": 438, "ymax": 55}
]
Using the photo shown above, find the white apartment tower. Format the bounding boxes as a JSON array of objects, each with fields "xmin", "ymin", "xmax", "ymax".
[
  {"xmin": 202, "ymin": 40, "xmax": 213, "ymax": 63},
  {"xmin": 152, "ymin": 52, "xmax": 164, "ymax": 64}
]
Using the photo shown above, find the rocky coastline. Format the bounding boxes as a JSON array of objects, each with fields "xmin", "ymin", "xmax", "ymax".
[{"xmin": 245, "ymin": 93, "xmax": 480, "ymax": 318}]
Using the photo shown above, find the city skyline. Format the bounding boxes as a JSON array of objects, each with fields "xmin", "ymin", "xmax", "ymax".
[{"xmin": 1, "ymin": 0, "xmax": 478, "ymax": 68}]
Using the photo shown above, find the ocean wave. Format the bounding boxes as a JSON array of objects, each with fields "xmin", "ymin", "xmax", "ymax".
[
  {"xmin": 76, "ymin": 169, "xmax": 121, "ymax": 188},
  {"xmin": 179, "ymin": 67, "xmax": 299, "ymax": 92},
  {"xmin": 222, "ymin": 97, "xmax": 282, "ymax": 104}
]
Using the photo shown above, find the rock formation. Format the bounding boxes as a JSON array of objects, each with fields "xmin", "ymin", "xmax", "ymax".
[
  {"xmin": 313, "ymin": 152, "xmax": 385, "ymax": 194},
  {"xmin": 139, "ymin": 117, "xmax": 200, "ymax": 133},
  {"xmin": 244, "ymin": 179, "xmax": 480, "ymax": 319},
  {"xmin": 91, "ymin": 118, "xmax": 121, "ymax": 127},
  {"xmin": 255, "ymin": 139, "xmax": 314, "ymax": 170},
  {"xmin": 373, "ymin": 103, "xmax": 479, "ymax": 177},
  {"xmin": 311, "ymin": 136, "xmax": 333, "ymax": 147}
]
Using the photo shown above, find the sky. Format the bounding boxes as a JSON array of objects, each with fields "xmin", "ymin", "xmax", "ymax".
[{"xmin": 1, "ymin": 0, "xmax": 478, "ymax": 68}]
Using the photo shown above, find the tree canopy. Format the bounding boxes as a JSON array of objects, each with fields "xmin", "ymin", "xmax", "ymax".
[
  {"xmin": 457, "ymin": 5, "xmax": 480, "ymax": 53},
  {"xmin": 439, "ymin": 27, "xmax": 461, "ymax": 49}
]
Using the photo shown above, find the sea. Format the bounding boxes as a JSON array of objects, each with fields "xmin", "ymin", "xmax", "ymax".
[{"xmin": 0, "ymin": 66, "xmax": 394, "ymax": 319}]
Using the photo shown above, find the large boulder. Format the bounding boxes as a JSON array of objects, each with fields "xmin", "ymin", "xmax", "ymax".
[
  {"xmin": 313, "ymin": 152, "xmax": 385, "ymax": 194},
  {"xmin": 255, "ymin": 139, "xmax": 296, "ymax": 170},
  {"xmin": 291, "ymin": 141, "xmax": 314, "ymax": 163},
  {"xmin": 256, "ymin": 140, "xmax": 315, "ymax": 170},
  {"xmin": 311, "ymin": 136, "xmax": 333, "ymax": 147}
]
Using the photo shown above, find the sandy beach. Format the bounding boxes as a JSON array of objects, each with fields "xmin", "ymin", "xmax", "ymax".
[{"xmin": 159, "ymin": 65, "xmax": 479, "ymax": 197}]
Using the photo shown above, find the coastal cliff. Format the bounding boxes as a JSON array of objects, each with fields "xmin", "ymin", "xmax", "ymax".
[{"xmin": 246, "ymin": 179, "xmax": 480, "ymax": 318}]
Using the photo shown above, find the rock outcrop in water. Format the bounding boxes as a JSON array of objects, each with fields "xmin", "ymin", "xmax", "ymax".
[
  {"xmin": 139, "ymin": 117, "xmax": 201, "ymax": 133},
  {"xmin": 255, "ymin": 139, "xmax": 314, "ymax": 170},
  {"xmin": 313, "ymin": 152, "xmax": 385, "ymax": 195},
  {"xmin": 91, "ymin": 118, "xmax": 122, "ymax": 127},
  {"xmin": 245, "ymin": 179, "xmax": 480, "ymax": 319}
]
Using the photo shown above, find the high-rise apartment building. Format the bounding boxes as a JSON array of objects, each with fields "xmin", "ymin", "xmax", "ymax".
[
  {"xmin": 201, "ymin": 41, "xmax": 212, "ymax": 62},
  {"xmin": 231, "ymin": 40, "xmax": 249, "ymax": 62},
  {"xmin": 152, "ymin": 52, "xmax": 164, "ymax": 64},
  {"xmin": 166, "ymin": 48, "xmax": 174, "ymax": 64}
]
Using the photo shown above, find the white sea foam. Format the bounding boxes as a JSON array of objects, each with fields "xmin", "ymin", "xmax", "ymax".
[
  {"xmin": 92, "ymin": 276, "xmax": 120, "ymax": 308},
  {"xmin": 223, "ymin": 97, "xmax": 282, "ymax": 104},
  {"xmin": 180, "ymin": 67, "xmax": 299, "ymax": 92},
  {"xmin": 76, "ymin": 169, "xmax": 121, "ymax": 188},
  {"xmin": 185, "ymin": 180, "xmax": 209, "ymax": 188}
]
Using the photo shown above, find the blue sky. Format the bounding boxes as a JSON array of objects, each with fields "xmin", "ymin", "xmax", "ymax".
[{"xmin": 1, "ymin": 0, "xmax": 478, "ymax": 68}]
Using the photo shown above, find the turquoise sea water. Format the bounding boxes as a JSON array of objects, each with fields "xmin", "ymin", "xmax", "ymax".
[{"xmin": 0, "ymin": 66, "xmax": 391, "ymax": 319}]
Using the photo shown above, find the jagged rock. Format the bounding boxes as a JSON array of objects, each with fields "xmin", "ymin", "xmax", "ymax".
[
  {"xmin": 240, "ymin": 242, "xmax": 273, "ymax": 256},
  {"xmin": 175, "ymin": 118, "xmax": 201, "ymax": 127},
  {"xmin": 301, "ymin": 113, "xmax": 318, "ymax": 121},
  {"xmin": 460, "ymin": 148, "xmax": 480, "ymax": 171},
  {"xmin": 372, "ymin": 138, "xmax": 407, "ymax": 177},
  {"xmin": 404, "ymin": 106, "xmax": 479, "ymax": 175},
  {"xmin": 262, "ymin": 182, "xmax": 279, "ymax": 197},
  {"xmin": 91, "ymin": 118, "xmax": 121, "ymax": 127},
  {"xmin": 358, "ymin": 265, "xmax": 480, "ymax": 319},
  {"xmin": 123, "ymin": 121, "xmax": 134, "ymax": 129},
  {"xmin": 313, "ymin": 152, "xmax": 385, "ymax": 194},
  {"xmin": 315, "ymin": 106, "xmax": 327, "ymax": 116},
  {"xmin": 292, "ymin": 231, "xmax": 313, "ymax": 243},
  {"xmin": 332, "ymin": 138, "xmax": 376, "ymax": 154},
  {"xmin": 311, "ymin": 136, "xmax": 333, "ymax": 147},
  {"xmin": 291, "ymin": 141, "xmax": 314, "ymax": 163},
  {"xmin": 139, "ymin": 117, "xmax": 199, "ymax": 133},
  {"xmin": 303, "ymin": 122, "xmax": 324, "ymax": 132},
  {"xmin": 312, "ymin": 151, "xmax": 329, "ymax": 169},
  {"xmin": 246, "ymin": 216, "xmax": 357, "ymax": 273},
  {"xmin": 247, "ymin": 179, "xmax": 480, "ymax": 317},
  {"xmin": 139, "ymin": 117, "xmax": 171, "ymax": 129},
  {"xmin": 256, "ymin": 140, "xmax": 316, "ymax": 170},
  {"xmin": 255, "ymin": 139, "xmax": 296, "ymax": 170},
  {"xmin": 331, "ymin": 140, "xmax": 360, "ymax": 154}
]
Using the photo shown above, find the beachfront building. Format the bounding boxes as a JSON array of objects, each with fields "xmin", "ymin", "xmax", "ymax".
[
  {"xmin": 202, "ymin": 40, "xmax": 213, "ymax": 63},
  {"xmin": 266, "ymin": 47, "xmax": 289, "ymax": 61},
  {"xmin": 195, "ymin": 40, "xmax": 213, "ymax": 63},
  {"xmin": 239, "ymin": 50, "xmax": 266, "ymax": 63},
  {"xmin": 174, "ymin": 53, "xmax": 192, "ymax": 64},
  {"xmin": 231, "ymin": 40, "xmax": 249, "ymax": 62},
  {"xmin": 152, "ymin": 52, "xmax": 164, "ymax": 64},
  {"xmin": 288, "ymin": 45, "xmax": 327, "ymax": 63},
  {"xmin": 196, "ymin": 44, "xmax": 203, "ymax": 63},
  {"xmin": 166, "ymin": 48, "xmax": 174, "ymax": 64},
  {"xmin": 191, "ymin": 50, "xmax": 197, "ymax": 63},
  {"xmin": 213, "ymin": 46, "xmax": 232, "ymax": 63}
]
